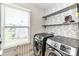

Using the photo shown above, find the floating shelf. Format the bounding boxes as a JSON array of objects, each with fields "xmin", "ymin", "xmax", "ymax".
[
  {"xmin": 42, "ymin": 22, "xmax": 79, "ymax": 27},
  {"xmin": 43, "ymin": 3, "xmax": 77, "ymax": 18}
]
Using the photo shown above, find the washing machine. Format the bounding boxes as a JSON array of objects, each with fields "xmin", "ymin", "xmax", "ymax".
[
  {"xmin": 33, "ymin": 33, "xmax": 54, "ymax": 56},
  {"xmin": 45, "ymin": 36, "xmax": 78, "ymax": 56}
]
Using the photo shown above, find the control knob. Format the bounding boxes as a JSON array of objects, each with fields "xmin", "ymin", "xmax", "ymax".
[{"xmin": 54, "ymin": 43, "xmax": 58, "ymax": 48}]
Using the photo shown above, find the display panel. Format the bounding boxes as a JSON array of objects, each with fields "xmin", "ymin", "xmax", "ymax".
[{"xmin": 60, "ymin": 44, "xmax": 71, "ymax": 54}]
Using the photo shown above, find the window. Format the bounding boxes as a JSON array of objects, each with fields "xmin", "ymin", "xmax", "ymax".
[
  {"xmin": 3, "ymin": 4, "xmax": 31, "ymax": 47},
  {"xmin": 5, "ymin": 6, "xmax": 30, "ymax": 26}
]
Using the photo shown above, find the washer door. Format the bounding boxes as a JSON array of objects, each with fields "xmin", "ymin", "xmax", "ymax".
[
  {"xmin": 33, "ymin": 41, "xmax": 42, "ymax": 56},
  {"xmin": 45, "ymin": 48, "xmax": 62, "ymax": 56}
]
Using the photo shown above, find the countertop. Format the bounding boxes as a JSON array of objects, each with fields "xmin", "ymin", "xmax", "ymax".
[{"xmin": 49, "ymin": 36, "xmax": 79, "ymax": 48}]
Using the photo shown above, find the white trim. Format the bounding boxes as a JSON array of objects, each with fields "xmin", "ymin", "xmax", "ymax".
[
  {"xmin": 1, "ymin": 4, "xmax": 5, "ymax": 49},
  {"xmin": 0, "ymin": 50, "xmax": 3, "ymax": 55}
]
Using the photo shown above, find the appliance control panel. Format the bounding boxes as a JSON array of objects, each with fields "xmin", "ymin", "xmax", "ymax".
[
  {"xmin": 60, "ymin": 44, "xmax": 77, "ymax": 56},
  {"xmin": 60, "ymin": 44, "xmax": 71, "ymax": 54},
  {"xmin": 46, "ymin": 39, "xmax": 61, "ymax": 49}
]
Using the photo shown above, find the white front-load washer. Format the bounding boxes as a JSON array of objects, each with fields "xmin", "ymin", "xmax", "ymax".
[{"xmin": 45, "ymin": 37, "xmax": 78, "ymax": 56}]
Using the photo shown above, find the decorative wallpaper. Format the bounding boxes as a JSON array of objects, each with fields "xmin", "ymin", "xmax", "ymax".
[
  {"xmin": 44, "ymin": 4, "xmax": 79, "ymax": 39},
  {"xmin": 45, "ymin": 24, "xmax": 79, "ymax": 39},
  {"xmin": 45, "ymin": 8, "xmax": 78, "ymax": 25}
]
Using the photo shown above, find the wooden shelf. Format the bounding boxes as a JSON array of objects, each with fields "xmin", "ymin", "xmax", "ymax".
[
  {"xmin": 42, "ymin": 22, "xmax": 79, "ymax": 27},
  {"xmin": 43, "ymin": 3, "xmax": 77, "ymax": 18}
]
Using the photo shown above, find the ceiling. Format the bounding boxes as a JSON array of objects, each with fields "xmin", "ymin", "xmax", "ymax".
[
  {"xmin": 14, "ymin": 3, "xmax": 56, "ymax": 10},
  {"xmin": 31, "ymin": 3, "xmax": 56, "ymax": 10}
]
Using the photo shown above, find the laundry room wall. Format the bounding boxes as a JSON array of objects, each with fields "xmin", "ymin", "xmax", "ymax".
[
  {"xmin": 13, "ymin": 3, "xmax": 45, "ymax": 42},
  {"xmin": 44, "ymin": 3, "xmax": 79, "ymax": 39}
]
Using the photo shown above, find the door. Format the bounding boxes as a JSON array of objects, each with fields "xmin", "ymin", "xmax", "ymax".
[{"xmin": 45, "ymin": 47, "xmax": 62, "ymax": 56}]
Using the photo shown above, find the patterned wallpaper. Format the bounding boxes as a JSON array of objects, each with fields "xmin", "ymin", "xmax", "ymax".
[{"xmin": 44, "ymin": 4, "xmax": 79, "ymax": 39}]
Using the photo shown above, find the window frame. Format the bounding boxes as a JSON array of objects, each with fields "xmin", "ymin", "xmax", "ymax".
[{"xmin": 1, "ymin": 3, "xmax": 32, "ymax": 49}]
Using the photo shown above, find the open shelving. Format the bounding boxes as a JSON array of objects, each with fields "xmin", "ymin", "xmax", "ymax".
[
  {"xmin": 43, "ymin": 3, "xmax": 78, "ymax": 18},
  {"xmin": 42, "ymin": 3, "xmax": 79, "ymax": 28},
  {"xmin": 42, "ymin": 22, "xmax": 79, "ymax": 27}
]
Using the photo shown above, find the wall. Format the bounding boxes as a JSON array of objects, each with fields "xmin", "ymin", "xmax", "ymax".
[
  {"xmin": 13, "ymin": 3, "xmax": 45, "ymax": 42},
  {"xmin": 44, "ymin": 3, "xmax": 79, "ymax": 39}
]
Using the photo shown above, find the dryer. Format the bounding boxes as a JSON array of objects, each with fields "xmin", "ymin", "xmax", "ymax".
[{"xmin": 33, "ymin": 33, "xmax": 54, "ymax": 56}]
